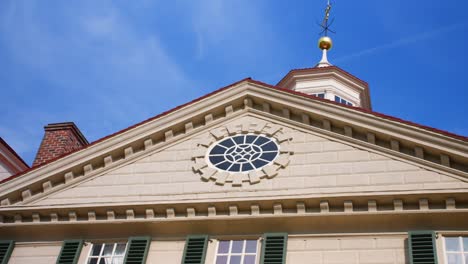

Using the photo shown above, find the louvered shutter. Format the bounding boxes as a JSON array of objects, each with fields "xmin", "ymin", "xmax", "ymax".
[
  {"xmin": 181, "ymin": 235, "xmax": 209, "ymax": 264},
  {"xmin": 408, "ymin": 231, "xmax": 438, "ymax": 264},
  {"xmin": 260, "ymin": 233, "xmax": 288, "ymax": 264},
  {"xmin": 56, "ymin": 240, "xmax": 84, "ymax": 264},
  {"xmin": 123, "ymin": 236, "xmax": 151, "ymax": 264},
  {"xmin": 0, "ymin": 240, "xmax": 14, "ymax": 264}
]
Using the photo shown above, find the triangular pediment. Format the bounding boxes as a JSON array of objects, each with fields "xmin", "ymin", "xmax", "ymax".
[
  {"xmin": 26, "ymin": 114, "xmax": 468, "ymax": 208},
  {"xmin": 0, "ymin": 78, "xmax": 467, "ymax": 209}
]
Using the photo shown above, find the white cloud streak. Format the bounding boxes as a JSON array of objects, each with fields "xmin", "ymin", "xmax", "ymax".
[{"xmin": 335, "ymin": 22, "xmax": 465, "ymax": 63}]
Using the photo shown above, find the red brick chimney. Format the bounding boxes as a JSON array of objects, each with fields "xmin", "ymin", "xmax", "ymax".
[{"xmin": 33, "ymin": 122, "xmax": 88, "ymax": 167}]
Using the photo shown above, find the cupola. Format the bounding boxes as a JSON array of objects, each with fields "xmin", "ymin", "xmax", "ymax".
[{"xmin": 276, "ymin": 2, "xmax": 372, "ymax": 110}]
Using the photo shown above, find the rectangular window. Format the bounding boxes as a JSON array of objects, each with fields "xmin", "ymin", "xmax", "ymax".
[
  {"xmin": 334, "ymin": 95, "xmax": 353, "ymax": 106},
  {"xmin": 445, "ymin": 236, "xmax": 468, "ymax": 264},
  {"xmin": 317, "ymin": 93, "xmax": 325, "ymax": 99},
  {"xmin": 215, "ymin": 240, "xmax": 258, "ymax": 264},
  {"xmin": 87, "ymin": 242, "xmax": 127, "ymax": 264}
]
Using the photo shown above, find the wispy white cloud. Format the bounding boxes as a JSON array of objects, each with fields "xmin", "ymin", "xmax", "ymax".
[
  {"xmin": 335, "ymin": 22, "xmax": 465, "ymax": 63},
  {"xmin": 0, "ymin": 0, "xmax": 194, "ymax": 162}
]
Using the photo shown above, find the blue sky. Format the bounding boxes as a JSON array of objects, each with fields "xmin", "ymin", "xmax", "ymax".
[{"xmin": 0, "ymin": 0, "xmax": 467, "ymax": 165}]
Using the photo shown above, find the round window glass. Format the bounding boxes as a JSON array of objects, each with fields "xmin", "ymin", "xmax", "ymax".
[{"xmin": 207, "ymin": 134, "xmax": 279, "ymax": 173}]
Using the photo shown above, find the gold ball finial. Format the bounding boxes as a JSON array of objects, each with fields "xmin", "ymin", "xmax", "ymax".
[{"xmin": 318, "ymin": 36, "xmax": 333, "ymax": 50}]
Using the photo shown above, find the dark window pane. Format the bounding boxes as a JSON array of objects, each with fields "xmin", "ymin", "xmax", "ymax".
[
  {"xmin": 252, "ymin": 159, "xmax": 268, "ymax": 168},
  {"xmin": 244, "ymin": 255, "xmax": 256, "ymax": 264},
  {"xmin": 233, "ymin": 136, "xmax": 245, "ymax": 144},
  {"xmin": 216, "ymin": 256, "xmax": 228, "ymax": 264},
  {"xmin": 88, "ymin": 258, "xmax": 98, "ymax": 264},
  {"xmin": 318, "ymin": 93, "xmax": 325, "ymax": 98},
  {"xmin": 260, "ymin": 152, "xmax": 277, "ymax": 161},
  {"xmin": 242, "ymin": 163, "xmax": 254, "ymax": 171},
  {"xmin": 245, "ymin": 240, "xmax": 257, "ymax": 253},
  {"xmin": 217, "ymin": 161, "xmax": 232, "ymax": 170},
  {"xmin": 228, "ymin": 163, "xmax": 241, "ymax": 172},
  {"xmin": 219, "ymin": 139, "xmax": 235, "ymax": 148},
  {"xmin": 262, "ymin": 142, "xmax": 278, "ymax": 151},
  {"xmin": 211, "ymin": 145, "xmax": 227, "ymax": 155},
  {"xmin": 230, "ymin": 255, "xmax": 242, "ymax": 264},
  {"xmin": 103, "ymin": 244, "xmax": 114, "ymax": 256},
  {"xmin": 335, "ymin": 96, "xmax": 341, "ymax": 102},
  {"xmin": 210, "ymin": 156, "xmax": 225, "ymax": 165},
  {"xmin": 92, "ymin": 244, "xmax": 103, "ymax": 256},
  {"xmin": 253, "ymin": 137, "xmax": 268, "ymax": 146},
  {"xmin": 245, "ymin": 135, "xmax": 257, "ymax": 143},
  {"xmin": 99, "ymin": 259, "xmax": 106, "ymax": 264},
  {"xmin": 218, "ymin": 241, "xmax": 230, "ymax": 253}
]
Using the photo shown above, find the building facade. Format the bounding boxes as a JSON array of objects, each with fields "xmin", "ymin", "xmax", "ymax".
[
  {"xmin": 0, "ymin": 37, "xmax": 467, "ymax": 264},
  {"xmin": 0, "ymin": 138, "xmax": 29, "ymax": 182}
]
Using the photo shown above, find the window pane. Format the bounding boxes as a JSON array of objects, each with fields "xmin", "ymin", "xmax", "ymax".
[
  {"xmin": 88, "ymin": 259, "xmax": 98, "ymax": 264},
  {"xmin": 99, "ymin": 258, "xmax": 107, "ymax": 264},
  {"xmin": 102, "ymin": 244, "xmax": 114, "ymax": 256},
  {"xmin": 447, "ymin": 253, "xmax": 463, "ymax": 264},
  {"xmin": 446, "ymin": 237, "xmax": 461, "ymax": 251},
  {"xmin": 216, "ymin": 256, "xmax": 228, "ymax": 264},
  {"xmin": 463, "ymin": 237, "xmax": 468, "ymax": 251},
  {"xmin": 244, "ymin": 255, "xmax": 256, "ymax": 264},
  {"xmin": 218, "ymin": 241, "xmax": 230, "ymax": 254},
  {"xmin": 318, "ymin": 94, "xmax": 325, "ymax": 99},
  {"xmin": 230, "ymin": 255, "xmax": 242, "ymax": 264},
  {"xmin": 92, "ymin": 244, "xmax": 103, "ymax": 256},
  {"xmin": 115, "ymin": 243, "xmax": 126, "ymax": 256},
  {"xmin": 112, "ymin": 257, "xmax": 124, "ymax": 264},
  {"xmin": 335, "ymin": 96, "xmax": 340, "ymax": 102},
  {"xmin": 245, "ymin": 240, "xmax": 257, "ymax": 253},
  {"xmin": 231, "ymin": 240, "xmax": 243, "ymax": 253}
]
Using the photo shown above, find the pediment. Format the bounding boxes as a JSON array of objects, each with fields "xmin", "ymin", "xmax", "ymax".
[
  {"xmin": 0, "ymin": 78, "xmax": 467, "ymax": 209},
  {"xmin": 25, "ymin": 114, "xmax": 468, "ymax": 209}
]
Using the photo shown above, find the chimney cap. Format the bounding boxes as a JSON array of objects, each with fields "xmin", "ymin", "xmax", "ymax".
[{"xmin": 44, "ymin": 122, "xmax": 88, "ymax": 145}]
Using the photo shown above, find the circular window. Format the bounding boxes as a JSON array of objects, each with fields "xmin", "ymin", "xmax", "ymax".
[{"xmin": 207, "ymin": 134, "xmax": 279, "ymax": 173}]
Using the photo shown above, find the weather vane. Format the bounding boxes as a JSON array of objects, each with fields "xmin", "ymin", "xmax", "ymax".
[
  {"xmin": 316, "ymin": 0, "xmax": 334, "ymax": 67},
  {"xmin": 318, "ymin": 0, "xmax": 335, "ymax": 36}
]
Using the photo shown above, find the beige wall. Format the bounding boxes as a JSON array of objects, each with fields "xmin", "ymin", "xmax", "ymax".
[
  {"xmin": 32, "ymin": 115, "xmax": 467, "ymax": 206},
  {"xmin": 8, "ymin": 242, "xmax": 62, "ymax": 264},
  {"xmin": 146, "ymin": 240, "xmax": 184, "ymax": 264},
  {"xmin": 0, "ymin": 161, "xmax": 12, "ymax": 181},
  {"xmin": 287, "ymin": 235, "xmax": 407, "ymax": 264}
]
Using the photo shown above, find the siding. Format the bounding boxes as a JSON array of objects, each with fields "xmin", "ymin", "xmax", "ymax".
[
  {"xmin": 9, "ymin": 242, "xmax": 62, "ymax": 264},
  {"xmin": 146, "ymin": 240, "xmax": 185, "ymax": 264},
  {"xmin": 287, "ymin": 235, "xmax": 407, "ymax": 264}
]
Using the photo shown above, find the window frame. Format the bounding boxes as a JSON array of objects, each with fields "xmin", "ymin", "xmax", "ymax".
[
  {"xmin": 85, "ymin": 241, "xmax": 128, "ymax": 264},
  {"xmin": 212, "ymin": 238, "xmax": 261, "ymax": 264},
  {"xmin": 443, "ymin": 235, "xmax": 468, "ymax": 264}
]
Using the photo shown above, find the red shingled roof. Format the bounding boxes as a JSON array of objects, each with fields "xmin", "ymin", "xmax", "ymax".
[{"xmin": 1, "ymin": 77, "xmax": 466, "ymax": 185}]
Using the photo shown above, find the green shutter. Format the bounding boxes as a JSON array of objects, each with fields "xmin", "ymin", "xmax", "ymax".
[
  {"xmin": 181, "ymin": 235, "xmax": 209, "ymax": 264},
  {"xmin": 0, "ymin": 240, "xmax": 15, "ymax": 264},
  {"xmin": 56, "ymin": 240, "xmax": 84, "ymax": 264},
  {"xmin": 408, "ymin": 231, "xmax": 438, "ymax": 264},
  {"xmin": 260, "ymin": 233, "xmax": 288, "ymax": 264},
  {"xmin": 123, "ymin": 236, "xmax": 151, "ymax": 264}
]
